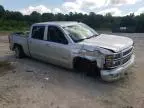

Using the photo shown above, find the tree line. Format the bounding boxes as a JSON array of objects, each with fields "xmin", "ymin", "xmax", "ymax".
[{"xmin": 0, "ymin": 5, "xmax": 144, "ymax": 32}]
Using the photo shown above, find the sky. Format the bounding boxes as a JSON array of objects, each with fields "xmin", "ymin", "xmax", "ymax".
[{"xmin": 1, "ymin": 0, "xmax": 144, "ymax": 16}]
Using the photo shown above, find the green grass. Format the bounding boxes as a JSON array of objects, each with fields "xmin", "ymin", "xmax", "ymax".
[{"xmin": 0, "ymin": 29, "xmax": 27, "ymax": 33}]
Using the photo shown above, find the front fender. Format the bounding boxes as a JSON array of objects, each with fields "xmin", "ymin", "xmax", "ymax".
[
  {"xmin": 71, "ymin": 44, "xmax": 112, "ymax": 69},
  {"xmin": 72, "ymin": 50, "xmax": 105, "ymax": 69}
]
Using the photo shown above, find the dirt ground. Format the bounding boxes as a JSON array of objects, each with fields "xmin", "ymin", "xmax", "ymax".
[{"xmin": 0, "ymin": 32, "xmax": 144, "ymax": 108}]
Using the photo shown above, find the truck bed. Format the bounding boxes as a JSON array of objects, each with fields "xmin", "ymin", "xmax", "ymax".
[{"xmin": 9, "ymin": 32, "xmax": 30, "ymax": 56}]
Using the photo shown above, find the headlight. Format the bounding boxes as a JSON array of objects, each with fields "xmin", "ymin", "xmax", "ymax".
[
  {"xmin": 105, "ymin": 55, "xmax": 113, "ymax": 61},
  {"xmin": 104, "ymin": 59, "xmax": 121, "ymax": 69},
  {"xmin": 104, "ymin": 53, "xmax": 122, "ymax": 69},
  {"xmin": 105, "ymin": 55, "xmax": 113, "ymax": 68},
  {"xmin": 105, "ymin": 53, "xmax": 121, "ymax": 60}
]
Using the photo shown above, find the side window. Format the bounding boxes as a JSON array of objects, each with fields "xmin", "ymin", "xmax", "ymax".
[
  {"xmin": 32, "ymin": 26, "xmax": 45, "ymax": 40},
  {"xmin": 47, "ymin": 26, "xmax": 68, "ymax": 44}
]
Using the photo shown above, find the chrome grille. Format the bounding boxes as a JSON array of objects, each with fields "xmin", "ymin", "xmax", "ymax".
[
  {"xmin": 104, "ymin": 46, "xmax": 133, "ymax": 69},
  {"xmin": 121, "ymin": 47, "xmax": 133, "ymax": 65},
  {"xmin": 114, "ymin": 53, "xmax": 121, "ymax": 59},
  {"xmin": 123, "ymin": 47, "xmax": 133, "ymax": 57},
  {"xmin": 113, "ymin": 60, "xmax": 121, "ymax": 67},
  {"xmin": 122, "ymin": 54, "xmax": 132, "ymax": 64}
]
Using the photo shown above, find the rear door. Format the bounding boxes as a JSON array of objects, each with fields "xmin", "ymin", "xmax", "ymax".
[{"xmin": 28, "ymin": 26, "xmax": 47, "ymax": 60}]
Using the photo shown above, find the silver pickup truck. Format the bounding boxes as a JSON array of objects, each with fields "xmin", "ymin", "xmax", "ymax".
[{"xmin": 9, "ymin": 21, "xmax": 135, "ymax": 81}]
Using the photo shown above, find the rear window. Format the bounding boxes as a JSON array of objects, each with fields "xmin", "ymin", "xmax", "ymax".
[{"xmin": 32, "ymin": 26, "xmax": 45, "ymax": 40}]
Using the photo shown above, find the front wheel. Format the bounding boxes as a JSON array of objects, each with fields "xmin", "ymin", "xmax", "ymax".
[{"xmin": 14, "ymin": 46, "xmax": 25, "ymax": 58}]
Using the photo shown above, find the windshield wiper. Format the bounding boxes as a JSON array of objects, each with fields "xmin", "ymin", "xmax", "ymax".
[
  {"xmin": 86, "ymin": 34, "xmax": 97, "ymax": 39},
  {"xmin": 74, "ymin": 34, "xmax": 99, "ymax": 43},
  {"xmin": 75, "ymin": 34, "xmax": 98, "ymax": 42},
  {"xmin": 75, "ymin": 38, "xmax": 86, "ymax": 42}
]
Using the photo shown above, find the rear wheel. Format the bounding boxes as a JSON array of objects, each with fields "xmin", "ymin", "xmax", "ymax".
[{"xmin": 14, "ymin": 46, "xmax": 25, "ymax": 58}]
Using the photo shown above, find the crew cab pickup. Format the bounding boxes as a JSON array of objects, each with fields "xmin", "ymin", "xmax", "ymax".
[{"xmin": 9, "ymin": 21, "xmax": 135, "ymax": 81}]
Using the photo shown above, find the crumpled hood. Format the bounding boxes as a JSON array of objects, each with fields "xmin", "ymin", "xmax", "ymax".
[{"xmin": 80, "ymin": 34, "xmax": 133, "ymax": 52}]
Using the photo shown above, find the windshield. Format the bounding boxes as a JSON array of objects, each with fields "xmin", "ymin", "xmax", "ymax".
[{"xmin": 63, "ymin": 23, "xmax": 99, "ymax": 42}]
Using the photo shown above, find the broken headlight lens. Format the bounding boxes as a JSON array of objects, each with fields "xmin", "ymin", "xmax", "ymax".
[
  {"xmin": 105, "ymin": 53, "xmax": 121, "ymax": 60},
  {"xmin": 105, "ymin": 55, "xmax": 113, "ymax": 68},
  {"xmin": 105, "ymin": 55, "xmax": 114, "ymax": 61},
  {"xmin": 104, "ymin": 53, "xmax": 121, "ymax": 68}
]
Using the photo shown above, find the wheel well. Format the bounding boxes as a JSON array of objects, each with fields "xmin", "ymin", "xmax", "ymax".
[
  {"xmin": 13, "ymin": 43, "xmax": 22, "ymax": 50},
  {"xmin": 73, "ymin": 57, "xmax": 90, "ymax": 67},
  {"xmin": 73, "ymin": 57, "xmax": 100, "ymax": 76},
  {"xmin": 13, "ymin": 43, "xmax": 25, "ymax": 58}
]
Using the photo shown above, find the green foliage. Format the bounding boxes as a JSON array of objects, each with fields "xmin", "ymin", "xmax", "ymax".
[
  {"xmin": 0, "ymin": 5, "xmax": 5, "ymax": 13},
  {"xmin": 0, "ymin": 5, "xmax": 144, "ymax": 32},
  {"xmin": 0, "ymin": 5, "xmax": 5, "ymax": 18}
]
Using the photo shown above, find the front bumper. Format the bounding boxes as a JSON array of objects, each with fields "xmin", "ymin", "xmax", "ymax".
[{"xmin": 101, "ymin": 55, "xmax": 135, "ymax": 82}]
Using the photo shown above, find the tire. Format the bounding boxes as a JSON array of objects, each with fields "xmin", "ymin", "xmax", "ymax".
[
  {"xmin": 14, "ymin": 45, "xmax": 25, "ymax": 58},
  {"xmin": 74, "ymin": 58, "xmax": 100, "ymax": 77},
  {"xmin": 74, "ymin": 58, "xmax": 91, "ymax": 72}
]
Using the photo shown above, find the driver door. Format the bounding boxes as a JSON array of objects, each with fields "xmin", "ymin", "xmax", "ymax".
[{"xmin": 44, "ymin": 25, "xmax": 71, "ymax": 67}]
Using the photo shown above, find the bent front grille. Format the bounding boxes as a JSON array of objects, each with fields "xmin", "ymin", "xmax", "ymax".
[
  {"xmin": 104, "ymin": 46, "xmax": 133, "ymax": 69},
  {"xmin": 122, "ymin": 53, "xmax": 132, "ymax": 65},
  {"xmin": 123, "ymin": 47, "xmax": 133, "ymax": 57},
  {"xmin": 121, "ymin": 47, "xmax": 133, "ymax": 65}
]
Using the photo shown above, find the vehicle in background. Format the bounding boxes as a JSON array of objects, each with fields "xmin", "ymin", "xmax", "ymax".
[
  {"xmin": 9, "ymin": 21, "xmax": 135, "ymax": 82},
  {"xmin": 112, "ymin": 25, "xmax": 136, "ymax": 33}
]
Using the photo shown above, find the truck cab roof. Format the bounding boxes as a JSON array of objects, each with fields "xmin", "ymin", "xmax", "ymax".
[{"xmin": 32, "ymin": 21, "xmax": 79, "ymax": 27}]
